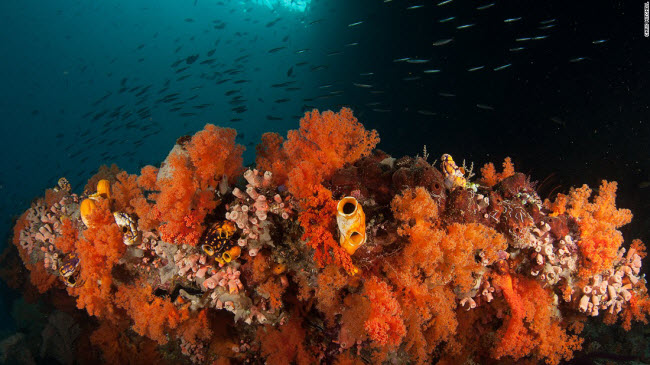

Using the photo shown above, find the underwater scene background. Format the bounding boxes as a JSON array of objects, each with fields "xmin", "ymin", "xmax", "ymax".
[{"xmin": 1, "ymin": 0, "xmax": 649, "ymax": 363}]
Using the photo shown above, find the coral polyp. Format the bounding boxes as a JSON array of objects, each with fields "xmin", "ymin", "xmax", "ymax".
[{"xmin": 5, "ymin": 108, "xmax": 649, "ymax": 364}]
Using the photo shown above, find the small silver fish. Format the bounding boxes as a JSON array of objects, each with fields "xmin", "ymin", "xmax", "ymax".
[
  {"xmin": 467, "ymin": 65, "xmax": 484, "ymax": 71},
  {"xmin": 476, "ymin": 3, "xmax": 495, "ymax": 10},
  {"xmin": 493, "ymin": 63, "xmax": 511, "ymax": 71},
  {"xmin": 476, "ymin": 104, "xmax": 495, "ymax": 110},
  {"xmin": 407, "ymin": 59, "xmax": 430, "ymax": 64},
  {"xmin": 432, "ymin": 38, "xmax": 454, "ymax": 46},
  {"xmin": 348, "ymin": 21, "xmax": 364, "ymax": 27}
]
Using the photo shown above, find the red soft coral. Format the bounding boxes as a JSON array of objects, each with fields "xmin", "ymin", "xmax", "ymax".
[{"xmin": 298, "ymin": 184, "xmax": 355, "ymax": 272}]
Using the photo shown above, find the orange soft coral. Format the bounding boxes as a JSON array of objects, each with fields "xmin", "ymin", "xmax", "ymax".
[
  {"xmin": 84, "ymin": 164, "xmax": 121, "ymax": 194},
  {"xmin": 390, "ymin": 186, "xmax": 439, "ymax": 224},
  {"xmin": 480, "ymin": 157, "xmax": 515, "ymax": 187},
  {"xmin": 53, "ymin": 217, "xmax": 78, "ymax": 253},
  {"xmin": 258, "ymin": 315, "xmax": 316, "ymax": 365},
  {"xmin": 137, "ymin": 165, "xmax": 159, "ymax": 191},
  {"xmin": 256, "ymin": 132, "xmax": 290, "ymax": 184},
  {"xmin": 255, "ymin": 108, "xmax": 379, "ymax": 199},
  {"xmin": 112, "ymin": 171, "xmax": 141, "ymax": 214},
  {"xmin": 493, "ymin": 273, "xmax": 582, "ymax": 364},
  {"xmin": 114, "ymin": 282, "xmax": 188, "ymax": 345},
  {"xmin": 315, "ymin": 265, "xmax": 347, "ymax": 325},
  {"xmin": 440, "ymin": 223, "xmax": 507, "ymax": 292},
  {"xmin": 154, "ymin": 125, "xmax": 244, "ymax": 245},
  {"xmin": 391, "ymin": 189, "xmax": 506, "ymax": 292},
  {"xmin": 186, "ymin": 124, "xmax": 244, "ymax": 187},
  {"xmin": 258, "ymin": 278, "xmax": 285, "ymax": 310},
  {"xmin": 90, "ymin": 321, "xmax": 164, "ymax": 364},
  {"xmin": 363, "ymin": 276, "xmax": 406, "ymax": 349},
  {"xmin": 70, "ymin": 198, "xmax": 126, "ymax": 318},
  {"xmin": 155, "ymin": 151, "xmax": 216, "ymax": 245},
  {"xmin": 338, "ymin": 293, "xmax": 371, "ymax": 348},
  {"xmin": 29, "ymin": 263, "xmax": 58, "ymax": 293},
  {"xmin": 556, "ymin": 181, "xmax": 632, "ymax": 278}
]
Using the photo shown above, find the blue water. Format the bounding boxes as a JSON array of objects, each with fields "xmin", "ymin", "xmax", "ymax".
[{"xmin": 0, "ymin": 0, "xmax": 333, "ymax": 246}]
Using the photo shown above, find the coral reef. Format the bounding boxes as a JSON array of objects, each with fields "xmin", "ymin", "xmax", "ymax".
[{"xmin": 5, "ymin": 108, "xmax": 650, "ymax": 364}]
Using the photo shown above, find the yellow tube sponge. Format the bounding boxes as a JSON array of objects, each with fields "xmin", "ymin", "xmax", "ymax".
[
  {"xmin": 96, "ymin": 179, "xmax": 111, "ymax": 199},
  {"xmin": 336, "ymin": 196, "xmax": 366, "ymax": 255},
  {"xmin": 222, "ymin": 246, "xmax": 241, "ymax": 263},
  {"xmin": 80, "ymin": 198, "xmax": 97, "ymax": 227}
]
